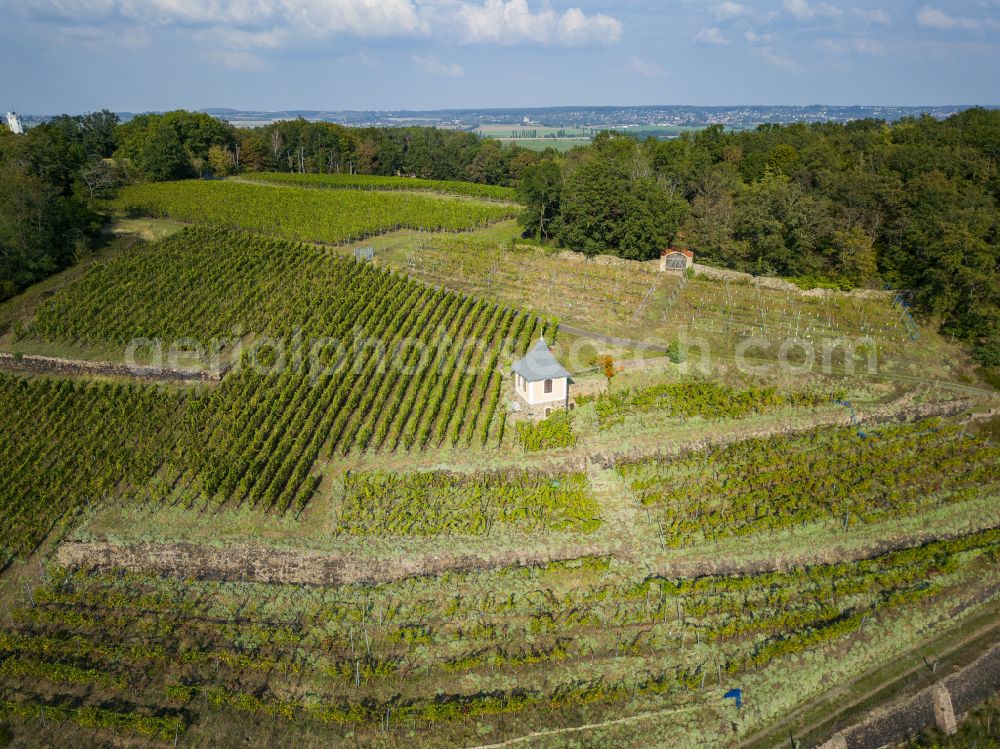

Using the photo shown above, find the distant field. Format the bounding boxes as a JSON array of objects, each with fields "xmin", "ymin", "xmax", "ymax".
[
  {"xmin": 496, "ymin": 137, "xmax": 592, "ymax": 152},
  {"xmin": 475, "ymin": 124, "xmax": 596, "ymax": 137},
  {"xmin": 475, "ymin": 122, "xmax": 723, "ymax": 150},
  {"xmin": 111, "ymin": 180, "xmax": 517, "ymax": 245},
  {"xmin": 238, "ymin": 171, "xmax": 517, "ymax": 202},
  {"xmin": 475, "ymin": 124, "xmax": 595, "ymax": 151}
]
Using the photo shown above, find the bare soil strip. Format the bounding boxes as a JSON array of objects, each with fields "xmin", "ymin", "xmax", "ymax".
[
  {"xmin": 557, "ymin": 323, "xmax": 669, "ymax": 352},
  {"xmin": 464, "ymin": 704, "xmax": 701, "ymax": 749},
  {"xmin": 0, "ymin": 351, "xmax": 227, "ymax": 382},
  {"xmin": 55, "ymin": 538, "xmax": 612, "ymax": 587},
  {"xmin": 57, "ymin": 517, "xmax": 1000, "ymax": 588}
]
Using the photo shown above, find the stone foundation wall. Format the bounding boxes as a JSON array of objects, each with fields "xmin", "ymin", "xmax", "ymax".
[{"xmin": 509, "ymin": 387, "xmax": 571, "ymax": 420}]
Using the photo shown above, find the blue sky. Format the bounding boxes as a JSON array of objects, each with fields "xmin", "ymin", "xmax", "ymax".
[{"xmin": 1, "ymin": 0, "xmax": 998, "ymax": 113}]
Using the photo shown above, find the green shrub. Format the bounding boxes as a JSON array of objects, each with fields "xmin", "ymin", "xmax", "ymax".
[
  {"xmin": 516, "ymin": 410, "xmax": 575, "ymax": 452},
  {"xmin": 974, "ymin": 336, "xmax": 1000, "ymax": 367},
  {"xmin": 667, "ymin": 340, "xmax": 687, "ymax": 364}
]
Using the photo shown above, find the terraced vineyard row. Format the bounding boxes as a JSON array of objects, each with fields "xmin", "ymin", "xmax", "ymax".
[
  {"xmin": 31, "ymin": 228, "xmax": 545, "ymax": 511},
  {"xmin": 0, "ymin": 374, "xmax": 180, "ymax": 567},
  {"xmin": 679, "ymin": 276, "xmax": 909, "ymax": 339},
  {"xmin": 239, "ymin": 172, "xmax": 517, "ymax": 202},
  {"xmin": 2, "ymin": 530, "xmax": 997, "ymax": 746},
  {"xmin": 337, "ymin": 469, "xmax": 600, "ymax": 536},
  {"xmin": 577, "ymin": 381, "xmax": 838, "ymax": 430},
  {"xmin": 110, "ymin": 180, "xmax": 517, "ymax": 245},
  {"xmin": 618, "ymin": 418, "xmax": 1000, "ymax": 546},
  {"xmin": 379, "ymin": 234, "xmax": 676, "ymax": 332},
  {"xmin": 31, "ymin": 228, "xmax": 367, "ymax": 345}
]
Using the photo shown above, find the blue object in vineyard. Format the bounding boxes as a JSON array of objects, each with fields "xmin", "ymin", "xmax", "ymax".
[
  {"xmin": 723, "ymin": 688, "xmax": 743, "ymax": 709},
  {"xmin": 834, "ymin": 400, "xmax": 869, "ymax": 439}
]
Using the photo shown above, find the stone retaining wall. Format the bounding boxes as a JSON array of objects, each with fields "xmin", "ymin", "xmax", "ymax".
[{"xmin": 820, "ymin": 642, "xmax": 1000, "ymax": 748}]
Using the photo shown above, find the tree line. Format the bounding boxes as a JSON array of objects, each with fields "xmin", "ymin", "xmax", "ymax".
[
  {"xmin": 0, "ymin": 111, "xmax": 536, "ymax": 304},
  {"xmin": 2, "ymin": 107, "xmax": 998, "ymax": 362},
  {"xmin": 516, "ymin": 110, "xmax": 1000, "ymax": 361}
]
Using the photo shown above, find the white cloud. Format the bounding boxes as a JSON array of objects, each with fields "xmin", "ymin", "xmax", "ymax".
[
  {"xmin": 446, "ymin": 0, "xmax": 622, "ymax": 45},
  {"xmin": 711, "ymin": 1, "xmax": 748, "ymax": 21},
  {"xmin": 817, "ymin": 36, "xmax": 884, "ymax": 54},
  {"xmin": 917, "ymin": 6, "xmax": 997, "ymax": 30},
  {"xmin": 412, "ymin": 53, "xmax": 464, "ymax": 76},
  {"xmin": 7, "ymin": 0, "xmax": 622, "ymax": 46},
  {"xmin": 849, "ymin": 7, "xmax": 890, "ymax": 25},
  {"xmin": 279, "ymin": 0, "xmax": 426, "ymax": 37},
  {"xmin": 744, "ymin": 29, "xmax": 772, "ymax": 44},
  {"xmin": 694, "ymin": 26, "xmax": 729, "ymax": 44},
  {"xmin": 205, "ymin": 27, "xmax": 287, "ymax": 49},
  {"xmin": 850, "ymin": 36, "xmax": 883, "ymax": 54},
  {"xmin": 784, "ymin": 0, "xmax": 842, "ymax": 20},
  {"xmin": 816, "ymin": 37, "xmax": 844, "ymax": 52},
  {"xmin": 628, "ymin": 55, "xmax": 666, "ymax": 77},
  {"xmin": 204, "ymin": 49, "xmax": 269, "ymax": 71},
  {"xmin": 53, "ymin": 22, "xmax": 151, "ymax": 48},
  {"xmin": 116, "ymin": 0, "xmax": 277, "ymax": 27},
  {"xmin": 8, "ymin": 0, "xmax": 116, "ymax": 19},
  {"xmin": 758, "ymin": 46, "xmax": 802, "ymax": 70}
]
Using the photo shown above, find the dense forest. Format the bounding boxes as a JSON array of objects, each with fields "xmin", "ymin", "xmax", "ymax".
[{"xmin": 1, "ymin": 108, "xmax": 997, "ymax": 361}]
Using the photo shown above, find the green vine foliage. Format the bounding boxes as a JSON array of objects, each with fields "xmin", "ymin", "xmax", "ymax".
[
  {"xmin": 0, "ymin": 374, "xmax": 180, "ymax": 568},
  {"xmin": 515, "ymin": 410, "xmax": 576, "ymax": 452},
  {"xmin": 29, "ymin": 228, "xmax": 541, "ymax": 513},
  {"xmin": 619, "ymin": 419, "xmax": 1000, "ymax": 546},
  {"xmin": 239, "ymin": 172, "xmax": 517, "ymax": 202},
  {"xmin": 1, "ymin": 530, "xmax": 996, "ymax": 744},
  {"xmin": 579, "ymin": 380, "xmax": 839, "ymax": 430},
  {"xmin": 110, "ymin": 179, "xmax": 516, "ymax": 245},
  {"xmin": 336, "ymin": 469, "xmax": 600, "ymax": 536}
]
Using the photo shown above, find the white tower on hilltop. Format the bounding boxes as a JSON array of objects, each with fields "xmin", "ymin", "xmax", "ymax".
[{"xmin": 5, "ymin": 112, "xmax": 24, "ymax": 135}]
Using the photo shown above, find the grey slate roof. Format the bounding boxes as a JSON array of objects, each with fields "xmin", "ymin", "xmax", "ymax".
[{"xmin": 512, "ymin": 338, "xmax": 570, "ymax": 381}]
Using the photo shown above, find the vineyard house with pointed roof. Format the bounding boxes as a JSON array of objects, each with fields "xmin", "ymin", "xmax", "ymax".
[{"xmin": 512, "ymin": 337, "xmax": 571, "ymax": 413}]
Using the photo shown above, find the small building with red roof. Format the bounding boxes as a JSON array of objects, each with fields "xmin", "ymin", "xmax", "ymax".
[{"xmin": 660, "ymin": 248, "xmax": 695, "ymax": 273}]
